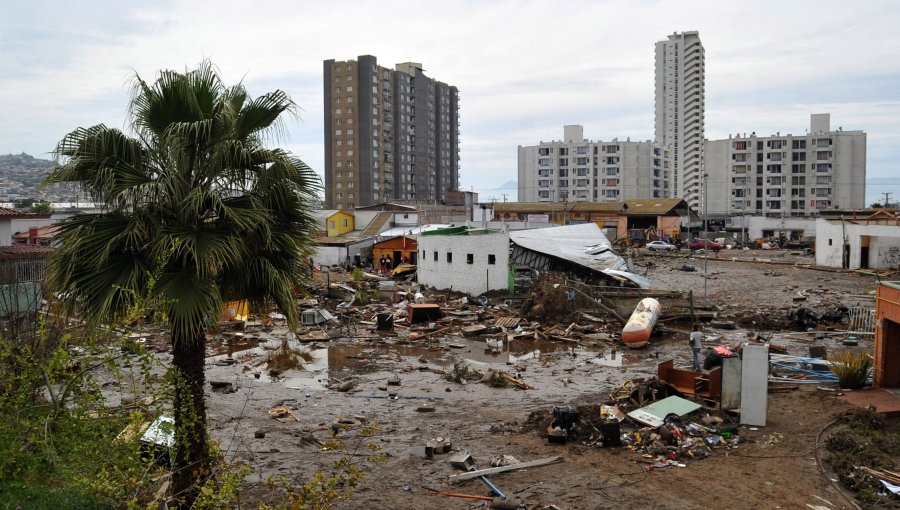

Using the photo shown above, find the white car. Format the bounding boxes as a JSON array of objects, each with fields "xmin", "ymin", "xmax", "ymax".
[{"xmin": 646, "ymin": 240, "xmax": 675, "ymax": 252}]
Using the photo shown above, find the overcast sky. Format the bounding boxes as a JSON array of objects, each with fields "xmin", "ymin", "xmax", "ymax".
[{"xmin": 3, "ymin": 0, "xmax": 899, "ymax": 204}]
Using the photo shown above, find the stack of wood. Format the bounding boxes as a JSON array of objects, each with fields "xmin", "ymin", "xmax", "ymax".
[{"xmin": 860, "ymin": 466, "xmax": 900, "ymax": 486}]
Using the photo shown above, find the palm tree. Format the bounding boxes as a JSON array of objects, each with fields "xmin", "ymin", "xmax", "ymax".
[{"xmin": 47, "ymin": 61, "xmax": 321, "ymax": 507}]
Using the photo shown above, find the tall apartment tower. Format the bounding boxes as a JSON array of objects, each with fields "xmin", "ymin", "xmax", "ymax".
[
  {"xmin": 655, "ymin": 31, "xmax": 705, "ymax": 211},
  {"xmin": 324, "ymin": 56, "xmax": 459, "ymax": 209}
]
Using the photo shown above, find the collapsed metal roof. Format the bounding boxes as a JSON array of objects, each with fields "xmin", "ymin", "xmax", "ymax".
[{"xmin": 508, "ymin": 223, "xmax": 650, "ymax": 288}]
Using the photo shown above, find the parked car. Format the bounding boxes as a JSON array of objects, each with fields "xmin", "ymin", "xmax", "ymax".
[
  {"xmin": 688, "ymin": 238, "xmax": 722, "ymax": 252},
  {"xmin": 646, "ymin": 240, "xmax": 676, "ymax": 252}
]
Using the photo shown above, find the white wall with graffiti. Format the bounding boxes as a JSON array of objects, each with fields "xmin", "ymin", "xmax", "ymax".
[{"xmin": 815, "ymin": 218, "xmax": 900, "ymax": 269}]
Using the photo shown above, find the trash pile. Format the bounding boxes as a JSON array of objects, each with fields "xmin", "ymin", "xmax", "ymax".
[{"xmin": 526, "ymin": 379, "xmax": 742, "ymax": 471}]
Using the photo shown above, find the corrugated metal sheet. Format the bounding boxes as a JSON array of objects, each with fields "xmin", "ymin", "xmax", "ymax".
[{"xmin": 509, "ymin": 223, "xmax": 627, "ymax": 272}]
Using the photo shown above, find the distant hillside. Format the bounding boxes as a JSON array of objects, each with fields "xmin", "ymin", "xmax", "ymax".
[{"xmin": 0, "ymin": 153, "xmax": 73, "ymax": 202}]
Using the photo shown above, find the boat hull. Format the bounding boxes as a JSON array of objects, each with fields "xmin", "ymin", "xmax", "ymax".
[{"xmin": 621, "ymin": 298, "xmax": 661, "ymax": 349}]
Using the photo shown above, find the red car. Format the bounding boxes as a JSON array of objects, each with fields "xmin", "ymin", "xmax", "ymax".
[{"xmin": 688, "ymin": 239, "xmax": 722, "ymax": 252}]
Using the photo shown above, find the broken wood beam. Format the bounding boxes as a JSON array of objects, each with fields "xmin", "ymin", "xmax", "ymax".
[
  {"xmin": 499, "ymin": 371, "xmax": 535, "ymax": 389},
  {"xmin": 409, "ymin": 326, "xmax": 453, "ymax": 341},
  {"xmin": 448, "ymin": 456, "xmax": 562, "ymax": 483}
]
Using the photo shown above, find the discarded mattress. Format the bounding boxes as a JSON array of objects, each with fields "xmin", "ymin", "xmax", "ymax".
[{"xmin": 621, "ymin": 298, "xmax": 660, "ymax": 348}]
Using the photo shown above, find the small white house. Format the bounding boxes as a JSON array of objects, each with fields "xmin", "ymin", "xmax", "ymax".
[
  {"xmin": 815, "ymin": 210, "xmax": 900, "ymax": 269},
  {"xmin": 417, "ymin": 226, "xmax": 509, "ymax": 296}
]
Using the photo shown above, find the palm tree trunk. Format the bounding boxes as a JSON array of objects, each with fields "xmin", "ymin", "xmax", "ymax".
[{"xmin": 171, "ymin": 330, "xmax": 209, "ymax": 508}]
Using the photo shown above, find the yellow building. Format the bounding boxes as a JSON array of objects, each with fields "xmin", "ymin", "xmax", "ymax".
[{"xmin": 326, "ymin": 211, "xmax": 355, "ymax": 237}]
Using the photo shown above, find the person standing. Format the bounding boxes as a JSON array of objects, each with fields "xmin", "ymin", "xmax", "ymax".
[{"xmin": 690, "ymin": 324, "xmax": 704, "ymax": 371}]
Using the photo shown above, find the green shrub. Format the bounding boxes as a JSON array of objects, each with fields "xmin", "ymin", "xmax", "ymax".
[{"xmin": 830, "ymin": 350, "xmax": 871, "ymax": 390}]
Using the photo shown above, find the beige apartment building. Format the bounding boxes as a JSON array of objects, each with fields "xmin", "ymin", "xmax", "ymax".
[
  {"xmin": 517, "ymin": 125, "xmax": 671, "ymax": 203},
  {"xmin": 323, "ymin": 56, "xmax": 459, "ymax": 209},
  {"xmin": 704, "ymin": 114, "xmax": 866, "ymax": 217}
]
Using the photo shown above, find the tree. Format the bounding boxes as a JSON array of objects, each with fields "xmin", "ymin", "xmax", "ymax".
[
  {"xmin": 29, "ymin": 200, "xmax": 53, "ymax": 214},
  {"xmin": 47, "ymin": 61, "xmax": 321, "ymax": 508}
]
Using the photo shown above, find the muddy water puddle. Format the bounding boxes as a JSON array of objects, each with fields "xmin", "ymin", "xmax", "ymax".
[{"xmin": 206, "ymin": 335, "xmax": 613, "ymax": 389}]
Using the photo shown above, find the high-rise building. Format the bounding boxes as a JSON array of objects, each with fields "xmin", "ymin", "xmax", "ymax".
[
  {"xmin": 704, "ymin": 114, "xmax": 866, "ymax": 217},
  {"xmin": 323, "ymin": 56, "xmax": 459, "ymax": 209},
  {"xmin": 655, "ymin": 31, "xmax": 705, "ymax": 211},
  {"xmin": 518, "ymin": 125, "xmax": 671, "ymax": 202}
]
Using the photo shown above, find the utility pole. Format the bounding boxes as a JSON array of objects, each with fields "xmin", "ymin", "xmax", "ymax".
[
  {"xmin": 703, "ymin": 173, "xmax": 709, "ymax": 306},
  {"xmin": 501, "ymin": 193, "xmax": 508, "ymax": 203},
  {"xmin": 883, "ymin": 192, "xmax": 894, "ymax": 208}
]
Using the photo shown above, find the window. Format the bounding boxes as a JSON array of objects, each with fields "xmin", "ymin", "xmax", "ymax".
[
  {"xmin": 488, "ymin": 254, "xmax": 496, "ymax": 265},
  {"xmin": 558, "ymin": 158, "xmax": 568, "ymax": 166},
  {"xmin": 346, "ymin": 85, "xmax": 353, "ymax": 92},
  {"xmin": 341, "ymin": 218, "xmax": 348, "ymax": 227},
  {"xmin": 792, "ymin": 140, "xmax": 807, "ymax": 149},
  {"xmin": 828, "ymin": 239, "xmax": 833, "ymax": 246},
  {"xmin": 447, "ymin": 252, "xmax": 452, "ymax": 263},
  {"xmin": 558, "ymin": 148, "xmax": 568, "ymax": 156},
  {"xmin": 538, "ymin": 147, "xmax": 550, "ymax": 156},
  {"xmin": 433, "ymin": 251, "xmax": 438, "ymax": 262},
  {"xmin": 734, "ymin": 141, "xmax": 747, "ymax": 150},
  {"xmin": 335, "ymin": 108, "xmax": 342, "ymax": 114},
  {"xmin": 329, "ymin": 221, "xmax": 335, "ymax": 229},
  {"xmin": 466, "ymin": 254, "xmax": 474, "ymax": 264}
]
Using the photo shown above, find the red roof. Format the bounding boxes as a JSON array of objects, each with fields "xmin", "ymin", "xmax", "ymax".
[
  {"xmin": 0, "ymin": 207, "xmax": 51, "ymax": 219},
  {"xmin": 12, "ymin": 224, "xmax": 60, "ymax": 240},
  {"xmin": 0, "ymin": 244, "xmax": 55, "ymax": 259}
]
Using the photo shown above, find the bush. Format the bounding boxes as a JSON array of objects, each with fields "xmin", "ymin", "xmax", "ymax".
[{"xmin": 830, "ymin": 350, "xmax": 872, "ymax": 389}]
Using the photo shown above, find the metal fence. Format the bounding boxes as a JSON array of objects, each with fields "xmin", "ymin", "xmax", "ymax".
[{"xmin": 846, "ymin": 307, "xmax": 875, "ymax": 336}]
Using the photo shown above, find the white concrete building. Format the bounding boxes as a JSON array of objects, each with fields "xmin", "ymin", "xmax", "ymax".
[
  {"xmin": 518, "ymin": 125, "xmax": 671, "ymax": 203},
  {"xmin": 416, "ymin": 227, "xmax": 509, "ymax": 295},
  {"xmin": 705, "ymin": 114, "xmax": 866, "ymax": 217},
  {"xmin": 815, "ymin": 211, "xmax": 900, "ymax": 269},
  {"xmin": 655, "ymin": 31, "xmax": 705, "ymax": 211}
]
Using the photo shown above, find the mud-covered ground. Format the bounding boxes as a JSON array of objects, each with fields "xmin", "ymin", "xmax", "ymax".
[{"xmin": 101, "ymin": 248, "xmax": 883, "ymax": 509}]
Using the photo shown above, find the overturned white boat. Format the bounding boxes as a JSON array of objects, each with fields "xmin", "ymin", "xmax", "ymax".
[{"xmin": 621, "ymin": 298, "xmax": 660, "ymax": 349}]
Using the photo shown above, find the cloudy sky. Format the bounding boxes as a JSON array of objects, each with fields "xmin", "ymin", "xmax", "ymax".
[{"xmin": 3, "ymin": 0, "xmax": 899, "ymax": 204}]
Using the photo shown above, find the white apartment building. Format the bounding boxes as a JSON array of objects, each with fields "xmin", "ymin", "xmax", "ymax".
[
  {"xmin": 704, "ymin": 114, "xmax": 866, "ymax": 217},
  {"xmin": 655, "ymin": 31, "xmax": 705, "ymax": 211},
  {"xmin": 517, "ymin": 125, "xmax": 671, "ymax": 203}
]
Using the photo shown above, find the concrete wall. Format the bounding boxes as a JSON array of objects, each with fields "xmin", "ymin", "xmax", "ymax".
[
  {"xmin": 417, "ymin": 233, "xmax": 509, "ymax": 295},
  {"xmin": 815, "ymin": 219, "xmax": 900, "ymax": 269},
  {"xmin": 747, "ymin": 216, "xmax": 816, "ymax": 241},
  {"xmin": 313, "ymin": 239, "xmax": 375, "ymax": 268},
  {"xmin": 0, "ymin": 218, "xmax": 55, "ymax": 246}
]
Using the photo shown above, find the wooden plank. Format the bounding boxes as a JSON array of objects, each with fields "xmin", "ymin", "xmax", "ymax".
[{"xmin": 448, "ymin": 456, "xmax": 562, "ymax": 483}]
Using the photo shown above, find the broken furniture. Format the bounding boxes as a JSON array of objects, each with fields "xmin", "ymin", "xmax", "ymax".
[
  {"xmin": 301, "ymin": 307, "xmax": 334, "ymax": 326},
  {"xmin": 657, "ymin": 359, "xmax": 721, "ymax": 402},
  {"xmin": 407, "ymin": 303, "xmax": 442, "ymax": 324}
]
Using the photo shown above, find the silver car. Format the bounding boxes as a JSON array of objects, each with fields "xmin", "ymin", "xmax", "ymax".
[{"xmin": 646, "ymin": 240, "xmax": 675, "ymax": 252}]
